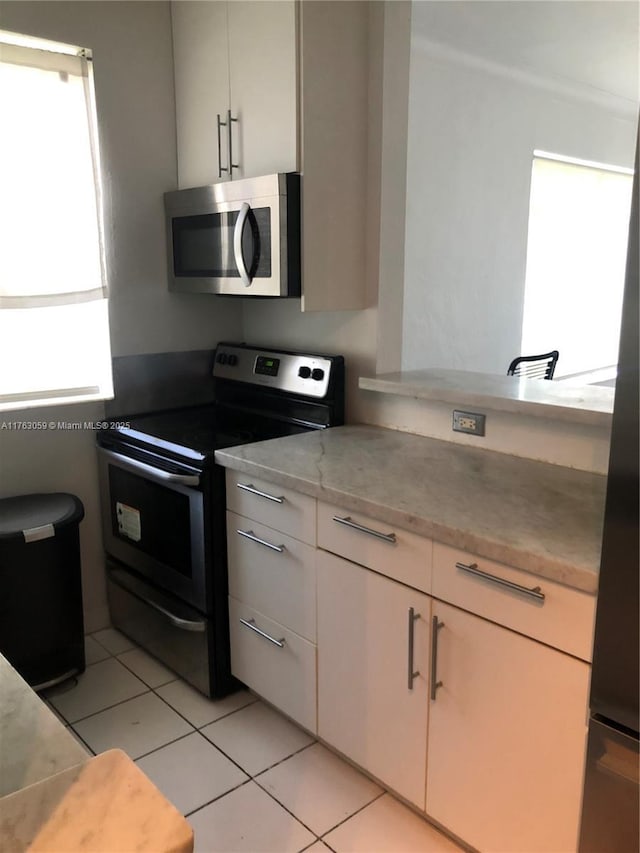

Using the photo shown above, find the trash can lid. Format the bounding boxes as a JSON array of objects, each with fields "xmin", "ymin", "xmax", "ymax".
[{"xmin": 0, "ymin": 493, "xmax": 85, "ymax": 540}]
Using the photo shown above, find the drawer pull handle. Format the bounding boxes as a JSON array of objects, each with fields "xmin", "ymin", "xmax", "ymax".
[
  {"xmin": 236, "ymin": 529, "xmax": 285, "ymax": 553},
  {"xmin": 332, "ymin": 515, "xmax": 397, "ymax": 544},
  {"xmin": 239, "ymin": 617, "xmax": 286, "ymax": 648},
  {"xmin": 455, "ymin": 561, "xmax": 546, "ymax": 603},
  {"xmin": 430, "ymin": 616, "xmax": 444, "ymax": 701},
  {"xmin": 407, "ymin": 607, "xmax": 420, "ymax": 689},
  {"xmin": 237, "ymin": 483, "xmax": 285, "ymax": 504}
]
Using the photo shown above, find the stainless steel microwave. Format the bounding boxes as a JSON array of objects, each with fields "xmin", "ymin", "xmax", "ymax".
[{"xmin": 164, "ymin": 173, "xmax": 301, "ymax": 297}]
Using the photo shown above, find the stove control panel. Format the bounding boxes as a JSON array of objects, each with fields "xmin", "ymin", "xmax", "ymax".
[{"xmin": 213, "ymin": 344, "xmax": 335, "ymax": 398}]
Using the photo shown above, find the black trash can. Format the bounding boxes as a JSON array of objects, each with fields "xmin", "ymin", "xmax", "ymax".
[{"xmin": 0, "ymin": 493, "xmax": 86, "ymax": 689}]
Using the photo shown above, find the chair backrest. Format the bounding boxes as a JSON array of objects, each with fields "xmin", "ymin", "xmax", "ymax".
[{"xmin": 507, "ymin": 350, "xmax": 559, "ymax": 380}]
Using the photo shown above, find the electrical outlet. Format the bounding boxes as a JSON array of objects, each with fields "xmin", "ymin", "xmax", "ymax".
[{"xmin": 452, "ymin": 410, "xmax": 486, "ymax": 436}]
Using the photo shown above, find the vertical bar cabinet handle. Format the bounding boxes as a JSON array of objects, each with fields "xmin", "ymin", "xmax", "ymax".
[
  {"xmin": 217, "ymin": 113, "xmax": 228, "ymax": 177},
  {"xmin": 228, "ymin": 109, "xmax": 239, "ymax": 174},
  {"xmin": 407, "ymin": 607, "xmax": 420, "ymax": 689},
  {"xmin": 430, "ymin": 615, "xmax": 444, "ymax": 700}
]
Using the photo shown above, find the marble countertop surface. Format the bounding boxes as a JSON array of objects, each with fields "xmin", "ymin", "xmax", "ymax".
[
  {"xmin": 215, "ymin": 425, "xmax": 607, "ymax": 594},
  {"xmin": 358, "ymin": 368, "xmax": 614, "ymax": 427},
  {"xmin": 0, "ymin": 657, "xmax": 193, "ymax": 852},
  {"xmin": 0, "ymin": 656, "xmax": 88, "ymax": 798},
  {"xmin": 0, "ymin": 749, "xmax": 193, "ymax": 853}
]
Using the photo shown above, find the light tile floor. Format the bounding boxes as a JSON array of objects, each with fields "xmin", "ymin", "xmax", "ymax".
[{"xmin": 44, "ymin": 630, "xmax": 463, "ymax": 853}]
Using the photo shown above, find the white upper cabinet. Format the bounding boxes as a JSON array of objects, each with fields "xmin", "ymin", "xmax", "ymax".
[
  {"xmin": 171, "ymin": 1, "xmax": 297, "ymax": 188},
  {"xmin": 171, "ymin": 1, "xmax": 230, "ymax": 188},
  {"xmin": 170, "ymin": 0, "xmax": 368, "ymax": 311},
  {"xmin": 226, "ymin": 1, "xmax": 298, "ymax": 180}
]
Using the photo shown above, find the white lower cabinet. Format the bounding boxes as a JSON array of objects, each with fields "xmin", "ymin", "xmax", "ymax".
[
  {"xmin": 225, "ymin": 471, "xmax": 318, "ymax": 733},
  {"xmin": 425, "ymin": 601, "xmax": 590, "ymax": 853},
  {"xmin": 317, "ymin": 550, "xmax": 431, "ymax": 810},
  {"xmin": 224, "ymin": 473, "xmax": 593, "ymax": 852},
  {"xmin": 228, "ymin": 596, "xmax": 317, "ymax": 732}
]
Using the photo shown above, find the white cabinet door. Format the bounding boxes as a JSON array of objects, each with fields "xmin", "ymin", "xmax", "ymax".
[
  {"xmin": 170, "ymin": 0, "xmax": 368, "ymax": 310},
  {"xmin": 317, "ymin": 550, "xmax": 431, "ymax": 809},
  {"xmin": 426, "ymin": 601, "xmax": 589, "ymax": 853},
  {"xmin": 171, "ymin": 1, "xmax": 230, "ymax": 188},
  {"xmin": 172, "ymin": 1, "xmax": 297, "ymax": 187},
  {"xmin": 227, "ymin": 1, "xmax": 298, "ymax": 179}
]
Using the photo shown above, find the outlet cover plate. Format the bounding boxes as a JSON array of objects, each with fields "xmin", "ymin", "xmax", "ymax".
[{"xmin": 453, "ymin": 410, "xmax": 486, "ymax": 436}]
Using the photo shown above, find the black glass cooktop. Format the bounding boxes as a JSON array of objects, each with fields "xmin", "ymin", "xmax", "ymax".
[{"xmin": 106, "ymin": 404, "xmax": 308, "ymax": 464}]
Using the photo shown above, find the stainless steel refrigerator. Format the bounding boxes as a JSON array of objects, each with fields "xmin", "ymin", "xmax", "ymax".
[{"xmin": 578, "ymin": 133, "xmax": 639, "ymax": 851}]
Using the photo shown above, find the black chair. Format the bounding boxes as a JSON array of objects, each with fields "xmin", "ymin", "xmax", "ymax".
[{"xmin": 507, "ymin": 350, "xmax": 559, "ymax": 380}]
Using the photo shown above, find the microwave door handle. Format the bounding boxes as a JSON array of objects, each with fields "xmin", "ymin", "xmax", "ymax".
[{"xmin": 233, "ymin": 202, "xmax": 252, "ymax": 287}]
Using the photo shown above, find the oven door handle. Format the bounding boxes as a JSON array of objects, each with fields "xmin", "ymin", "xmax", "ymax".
[
  {"xmin": 140, "ymin": 593, "xmax": 206, "ymax": 633},
  {"xmin": 109, "ymin": 569, "xmax": 206, "ymax": 633},
  {"xmin": 100, "ymin": 448, "xmax": 200, "ymax": 487},
  {"xmin": 233, "ymin": 201, "xmax": 252, "ymax": 288}
]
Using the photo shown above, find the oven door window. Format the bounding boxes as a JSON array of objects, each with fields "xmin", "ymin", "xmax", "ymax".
[
  {"xmin": 172, "ymin": 207, "xmax": 272, "ymax": 279},
  {"xmin": 108, "ymin": 466, "xmax": 193, "ymax": 578}
]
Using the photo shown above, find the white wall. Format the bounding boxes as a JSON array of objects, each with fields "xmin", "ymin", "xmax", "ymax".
[
  {"xmin": 374, "ymin": 0, "xmax": 411, "ymax": 374},
  {"xmin": 0, "ymin": 1, "xmax": 619, "ymax": 635},
  {"xmin": 0, "ymin": 1, "xmax": 243, "ymax": 631},
  {"xmin": 400, "ymin": 36, "xmax": 638, "ymax": 374},
  {"xmin": 240, "ymin": 0, "xmax": 387, "ymax": 424}
]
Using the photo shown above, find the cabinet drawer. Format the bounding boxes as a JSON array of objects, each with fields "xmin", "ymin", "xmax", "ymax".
[
  {"xmin": 228, "ymin": 596, "xmax": 317, "ymax": 733},
  {"xmin": 317, "ymin": 501, "xmax": 432, "ymax": 593},
  {"xmin": 227, "ymin": 511, "xmax": 316, "ymax": 641},
  {"xmin": 432, "ymin": 543, "xmax": 596, "ymax": 661},
  {"xmin": 225, "ymin": 470, "xmax": 316, "ymax": 545}
]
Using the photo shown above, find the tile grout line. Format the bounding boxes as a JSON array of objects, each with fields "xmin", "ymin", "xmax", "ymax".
[
  {"xmin": 55, "ymin": 686, "xmax": 151, "ymax": 727},
  {"xmin": 88, "ymin": 630, "xmax": 135, "ymax": 657},
  {"xmin": 252, "ymin": 763, "xmax": 383, "ymax": 850},
  {"xmin": 146, "ymin": 689, "xmax": 262, "ymax": 774},
  {"xmin": 252, "ymin": 738, "xmax": 317, "ymax": 780},
  {"xmin": 45, "ymin": 648, "xmax": 149, "ymax": 724},
  {"xmin": 65, "ymin": 725, "xmax": 96, "ymax": 757},
  {"xmin": 192, "ymin": 718, "xmax": 303, "ymax": 781},
  {"xmin": 75, "ymin": 637, "xmax": 264, "ymax": 769},
  {"xmin": 241, "ymin": 773, "xmax": 321, "ymax": 843},
  {"xmin": 249, "ymin": 741, "xmax": 376, "ymax": 844},
  {"xmin": 84, "ymin": 637, "xmax": 379, "ymax": 846},
  {"xmin": 183, "ymin": 776, "xmax": 255, "ymax": 819},
  {"xmin": 113, "ymin": 647, "xmax": 180, "ymax": 690},
  {"xmin": 317, "ymin": 789, "xmax": 387, "ymax": 843}
]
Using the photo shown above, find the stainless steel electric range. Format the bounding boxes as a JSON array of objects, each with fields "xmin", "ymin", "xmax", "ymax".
[{"xmin": 96, "ymin": 343, "xmax": 344, "ymax": 697}]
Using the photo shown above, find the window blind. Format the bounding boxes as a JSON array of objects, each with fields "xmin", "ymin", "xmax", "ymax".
[{"xmin": 0, "ymin": 34, "xmax": 112, "ymax": 410}]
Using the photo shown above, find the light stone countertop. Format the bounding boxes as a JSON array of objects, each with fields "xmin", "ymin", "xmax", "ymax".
[
  {"xmin": 0, "ymin": 655, "xmax": 88, "ymax": 798},
  {"xmin": 0, "ymin": 750, "xmax": 193, "ymax": 853},
  {"xmin": 0, "ymin": 657, "xmax": 193, "ymax": 852},
  {"xmin": 215, "ymin": 424, "xmax": 607, "ymax": 594},
  {"xmin": 358, "ymin": 368, "xmax": 614, "ymax": 427}
]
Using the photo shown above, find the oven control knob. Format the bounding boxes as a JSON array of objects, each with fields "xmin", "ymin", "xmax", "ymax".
[
  {"xmin": 227, "ymin": 354, "xmax": 238, "ymax": 366},
  {"xmin": 311, "ymin": 368, "xmax": 325, "ymax": 381},
  {"xmin": 217, "ymin": 353, "xmax": 228, "ymax": 365},
  {"xmin": 298, "ymin": 366, "xmax": 311, "ymax": 379}
]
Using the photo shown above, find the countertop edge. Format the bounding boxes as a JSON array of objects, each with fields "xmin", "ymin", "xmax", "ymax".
[
  {"xmin": 215, "ymin": 449, "xmax": 599, "ymax": 596},
  {"xmin": 0, "ymin": 748, "xmax": 194, "ymax": 853},
  {"xmin": 358, "ymin": 374, "xmax": 613, "ymax": 428}
]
